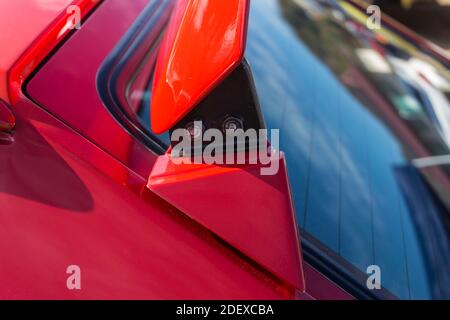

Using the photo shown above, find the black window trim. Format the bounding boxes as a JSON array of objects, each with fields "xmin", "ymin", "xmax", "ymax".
[{"xmin": 97, "ymin": 0, "xmax": 173, "ymax": 155}]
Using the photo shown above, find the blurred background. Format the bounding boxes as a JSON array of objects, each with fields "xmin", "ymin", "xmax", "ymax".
[{"xmin": 370, "ymin": 0, "xmax": 450, "ymax": 52}]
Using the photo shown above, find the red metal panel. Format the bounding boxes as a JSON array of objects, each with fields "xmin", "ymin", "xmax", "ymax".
[
  {"xmin": 148, "ymin": 151, "xmax": 305, "ymax": 291},
  {"xmin": 0, "ymin": 0, "xmax": 72, "ymax": 101},
  {"xmin": 26, "ymin": 0, "xmax": 153, "ymax": 178},
  {"xmin": 0, "ymin": 97, "xmax": 293, "ymax": 299},
  {"xmin": 150, "ymin": 0, "xmax": 249, "ymax": 134}
]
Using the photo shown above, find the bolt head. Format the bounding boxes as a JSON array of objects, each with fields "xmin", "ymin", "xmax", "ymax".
[{"xmin": 223, "ymin": 116, "xmax": 244, "ymax": 132}]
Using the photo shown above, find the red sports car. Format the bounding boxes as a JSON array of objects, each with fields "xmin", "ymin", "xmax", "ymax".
[{"xmin": 0, "ymin": 0, "xmax": 449, "ymax": 300}]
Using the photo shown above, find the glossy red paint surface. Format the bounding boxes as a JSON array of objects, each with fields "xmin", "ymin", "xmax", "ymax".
[
  {"xmin": 3, "ymin": 0, "xmax": 101, "ymax": 104},
  {"xmin": 302, "ymin": 264, "xmax": 354, "ymax": 300},
  {"xmin": 148, "ymin": 151, "xmax": 305, "ymax": 291},
  {"xmin": 0, "ymin": 98, "xmax": 294, "ymax": 299},
  {"xmin": 27, "ymin": 0, "xmax": 154, "ymax": 177},
  {"xmin": 7, "ymin": 0, "xmax": 293, "ymax": 299},
  {"xmin": 0, "ymin": 0, "xmax": 71, "ymax": 101},
  {"xmin": 151, "ymin": 0, "xmax": 249, "ymax": 134},
  {"xmin": 0, "ymin": 100, "xmax": 15, "ymax": 132}
]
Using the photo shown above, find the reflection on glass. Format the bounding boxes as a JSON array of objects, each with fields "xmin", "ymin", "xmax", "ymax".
[{"xmin": 246, "ymin": 0, "xmax": 450, "ymax": 299}]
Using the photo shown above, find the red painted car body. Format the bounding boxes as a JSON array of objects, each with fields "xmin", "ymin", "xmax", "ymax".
[
  {"xmin": 0, "ymin": 0, "xmax": 352, "ymax": 299},
  {"xmin": 8, "ymin": 0, "xmax": 449, "ymax": 300}
]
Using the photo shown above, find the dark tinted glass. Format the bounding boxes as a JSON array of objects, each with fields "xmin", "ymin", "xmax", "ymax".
[{"xmin": 246, "ymin": 0, "xmax": 450, "ymax": 299}]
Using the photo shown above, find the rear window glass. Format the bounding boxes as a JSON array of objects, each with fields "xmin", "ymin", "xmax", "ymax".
[{"xmin": 247, "ymin": 0, "xmax": 450, "ymax": 299}]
